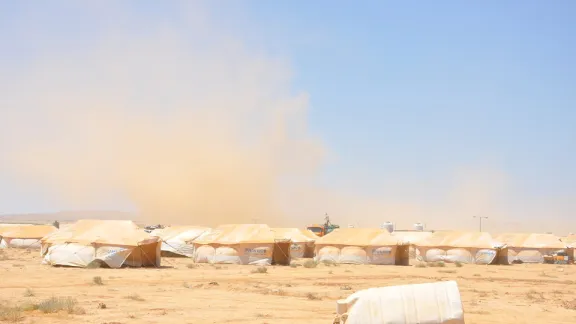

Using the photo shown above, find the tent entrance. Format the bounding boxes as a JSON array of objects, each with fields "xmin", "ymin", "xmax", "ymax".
[
  {"xmin": 273, "ymin": 240, "xmax": 291, "ymax": 265},
  {"xmin": 492, "ymin": 247, "xmax": 510, "ymax": 265},
  {"xmin": 395, "ymin": 245, "xmax": 410, "ymax": 266}
]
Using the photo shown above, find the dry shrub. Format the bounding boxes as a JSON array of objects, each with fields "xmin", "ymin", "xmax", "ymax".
[
  {"xmin": 36, "ymin": 297, "xmax": 81, "ymax": 314},
  {"xmin": 303, "ymin": 260, "xmax": 318, "ymax": 268},
  {"xmin": 125, "ymin": 294, "xmax": 145, "ymax": 301},
  {"xmin": 561, "ymin": 299, "xmax": 576, "ymax": 310},
  {"xmin": 306, "ymin": 292, "xmax": 321, "ymax": 300},
  {"xmin": 92, "ymin": 276, "xmax": 104, "ymax": 285},
  {"xmin": 455, "ymin": 261, "xmax": 464, "ymax": 267},
  {"xmin": 251, "ymin": 266, "xmax": 268, "ymax": 274},
  {"xmin": 186, "ymin": 264, "xmax": 198, "ymax": 269},
  {"xmin": 0, "ymin": 306, "xmax": 23, "ymax": 322},
  {"xmin": 428, "ymin": 261, "xmax": 446, "ymax": 267},
  {"xmin": 438, "ymin": 269, "xmax": 457, "ymax": 274},
  {"xmin": 23, "ymin": 288, "xmax": 34, "ymax": 297},
  {"xmin": 414, "ymin": 262, "xmax": 427, "ymax": 268}
]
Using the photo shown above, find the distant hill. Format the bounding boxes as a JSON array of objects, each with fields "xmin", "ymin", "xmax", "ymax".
[{"xmin": 0, "ymin": 210, "xmax": 139, "ymax": 224}]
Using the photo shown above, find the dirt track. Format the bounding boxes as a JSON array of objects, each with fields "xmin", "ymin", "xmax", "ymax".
[{"xmin": 1, "ymin": 248, "xmax": 576, "ymax": 323}]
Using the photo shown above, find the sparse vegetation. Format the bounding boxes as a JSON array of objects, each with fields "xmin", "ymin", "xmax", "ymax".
[
  {"xmin": 414, "ymin": 262, "xmax": 427, "ymax": 268},
  {"xmin": 36, "ymin": 296, "xmax": 85, "ymax": 314},
  {"xmin": 0, "ymin": 305, "xmax": 23, "ymax": 322},
  {"xmin": 438, "ymin": 269, "xmax": 457, "ymax": 274},
  {"xmin": 455, "ymin": 261, "xmax": 463, "ymax": 267},
  {"xmin": 473, "ymin": 273, "xmax": 481, "ymax": 277},
  {"xmin": 93, "ymin": 276, "xmax": 104, "ymax": 285},
  {"xmin": 125, "ymin": 294, "xmax": 145, "ymax": 301},
  {"xmin": 306, "ymin": 292, "xmax": 321, "ymax": 300},
  {"xmin": 303, "ymin": 260, "xmax": 318, "ymax": 268},
  {"xmin": 322, "ymin": 259, "xmax": 338, "ymax": 267},
  {"xmin": 428, "ymin": 261, "xmax": 446, "ymax": 268},
  {"xmin": 23, "ymin": 288, "xmax": 34, "ymax": 297},
  {"xmin": 186, "ymin": 263, "xmax": 198, "ymax": 269},
  {"xmin": 251, "ymin": 266, "xmax": 268, "ymax": 274}
]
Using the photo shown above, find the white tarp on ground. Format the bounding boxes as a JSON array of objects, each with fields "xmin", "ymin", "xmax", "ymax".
[
  {"xmin": 314, "ymin": 228, "xmax": 402, "ymax": 265},
  {"xmin": 150, "ymin": 226, "xmax": 210, "ymax": 257},
  {"xmin": 336, "ymin": 281, "xmax": 465, "ymax": 324},
  {"xmin": 41, "ymin": 220, "xmax": 161, "ymax": 268},
  {"xmin": 415, "ymin": 231, "xmax": 498, "ymax": 264},
  {"xmin": 193, "ymin": 224, "xmax": 276, "ymax": 265}
]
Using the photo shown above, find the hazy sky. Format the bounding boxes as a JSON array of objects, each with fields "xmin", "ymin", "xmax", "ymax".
[{"xmin": 1, "ymin": 1, "xmax": 574, "ymax": 233}]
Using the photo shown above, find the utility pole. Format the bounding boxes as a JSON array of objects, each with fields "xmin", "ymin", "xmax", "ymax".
[{"xmin": 473, "ymin": 216, "xmax": 488, "ymax": 232}]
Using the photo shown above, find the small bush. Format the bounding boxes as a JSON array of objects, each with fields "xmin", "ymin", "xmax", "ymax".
[
  {"xmin": 306, "ymin": 292, "xmax": 321, "ymax": 300},
  {"xmin": 303, "ymin": 260, "xmax": 318, "ymax": 268},
  {"xmin": 455, "ymin": 261, "xmax": 464, "ymax": 268},
  {"xmin": 36, "ymin": 297, "xmax": 78, "ymax": 314},
  {"xmin": 125, "ymin": 294, "xmax": 145, "ymax": 301},
  {"xmin": 186, "ymin": 264, "xmax": 198, "ymax": 269},
  {"xmin": 23, "ymin": 288, "xmax": 34, "ymax": 297},
  {"xmin": 428, "ymin": 261, "xmax": 445, "ymax": 268},
  {"xmin": 92, "ymin": 276, "xmax": 104, "ymax": 285},
  {"xmin": 251, "ymin": 266, "xmax": 268, "ymax": 274},
  {"xmin": 322, "ymin": 259, "xmax": 337, "ymax": 266},
  {"xmin": 414, "ymin": 262, "xmax": 427, "ymax": 268},
  {"xmin": 0, "ymin": 306, "xmax": 23, "ymax": 322}
]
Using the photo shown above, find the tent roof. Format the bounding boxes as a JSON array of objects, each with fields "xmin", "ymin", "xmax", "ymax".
[
  {"xmin": 392, "ymin": 231, "xmax": 433, "ymax": 244},
  {"xmin": 315, "ymin": 228, "xmax": 399, "ymax": 246},
  {"xmin": 0, "ymin": 225, "xmax": 57, "ymax": 239},
  {"xmin": 193, "ymin": 224, "xmax": 276, "ymax": 245},
  {"xmin": 562, "ymin": 234, "xmax": 576, "ymax": 245},
  {"xmin": 271, "ymin": 228, "xmax": 317, "ymax": 242},
  {"xmin": 417, "ymin": 231, "xmax": 496, "ymax": 249},
  {"xmin": 494, "ymin": 233, "xmax": 566, "ymax": 249},
  {"xmin": 41, "ymin": 219, "xmax": 159, "ymax": 246},
  {"xmin": 150, "ymin": 226, "xmax": 210, "ymax": 242}
]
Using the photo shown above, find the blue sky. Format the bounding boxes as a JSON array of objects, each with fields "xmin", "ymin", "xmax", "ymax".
[{"xmin": 0, "ymin": 1, "xmax": 574, "ymax": 232}]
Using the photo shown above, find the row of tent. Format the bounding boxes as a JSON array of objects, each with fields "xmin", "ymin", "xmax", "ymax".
[{"xmin": 1, "ymin": 221, "xmax": 575, "ymax": 268}]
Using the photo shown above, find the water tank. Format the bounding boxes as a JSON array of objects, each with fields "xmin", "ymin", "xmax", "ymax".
[
  {"xmin": 413, "ymin": 223, "xmax": 424, "ymax": 231},
  {"xmin": 381, "ymin": 222, "xmax": 394, "ymax": 233}
]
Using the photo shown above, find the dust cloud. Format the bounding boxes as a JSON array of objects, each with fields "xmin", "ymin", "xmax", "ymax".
[{"xmin": 0, "ymin": 3, "xmax": 324, "ymax": 226}]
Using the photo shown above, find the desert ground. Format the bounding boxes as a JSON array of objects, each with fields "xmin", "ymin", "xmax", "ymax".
[{"xmin": 1, "ymin": 248, "xmax": 575, "ymax": 324}]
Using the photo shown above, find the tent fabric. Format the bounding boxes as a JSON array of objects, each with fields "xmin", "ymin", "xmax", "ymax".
[
  {"xmin": 494, "ymin": 233, "xmax": 566, "ymax": 249},
  {"xmin": 150, "ymin": 226, "xmax": 210, "ymax": 257},
  {"xmin": 192, "ymin": 224, "xmax": 277, "ymax": 265},
  {"xmin": 41, "ymin": 219, "xmax": 161, "ymax": 268},
  {"xmin": 271, "ymin": 228, "xmax": 316, "ymax": 258},
  {"xmin": 315, "ymin": 228, "xmax": 399, "ymax": 246},
  {"xmin": 494, "ymin": 233, "xmax": 566, "ymax": 264},
  {"xmin": 417, "ymin": 231, "xmax": 496, "ymax": 249},
  {"xmin": 415, "ymin": 232, "xmax": 498, "ymax": 264},
  {"xmin": 563, "ymin": 235, "xmax": 576, "ymax": 245},
  {"xmin": 0, "ymin": 225, "xmax": 57, "ymax": 249},
  {"xmin": 335, "ymin": 281, "xmax": 465, "ymax": 324},
  {"xmin": 314, "ymin": 228, "xmax": 402, "ymax": 265},
  {"xmin": 42, "ymin": 219, "xmax": 158, "ymax": 246},
  {"xmin": 392, "ymin": 231, "xmax": 433, "ymax": 244}
]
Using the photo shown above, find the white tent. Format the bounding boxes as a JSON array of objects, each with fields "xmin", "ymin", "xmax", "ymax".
[
  {"xmin": 314, "ymin": 228, "xmax": 407, "ymax": 265},
  {"xmin": 494, "ymin": 233, "xmax": 567, "ymax": 264},
  {"xmin": 271, "ymin": 228, "xmax": 317, "ymax": 258},
  {"xmin": 41, "ymin": 219, "xmax": 161, "ymax": 268},
  {"xmin": 193, "ymin": 224, "xmax": 289, "ymax": 265},
  {"xmin": 0, "ymin": 225, "xmax": 56, "ymax": 249},
  {"xmin": 150, "ymin": 226, "xmax": 210, "ymax": 257},
  {"xmin": 415, "ymin": 231, "xmax": 499, "ymax": 264}
]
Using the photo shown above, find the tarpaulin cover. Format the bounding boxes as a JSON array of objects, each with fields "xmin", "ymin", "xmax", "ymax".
[{"xmin": 337, "ymin": 280, "xmax": 465, "ymax": 324}]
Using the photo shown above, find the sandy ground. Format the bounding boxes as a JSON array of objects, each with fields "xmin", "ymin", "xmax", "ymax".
[{"xmin": 1, "ymin": 249, "xmax": 576, "ymax": 324}]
